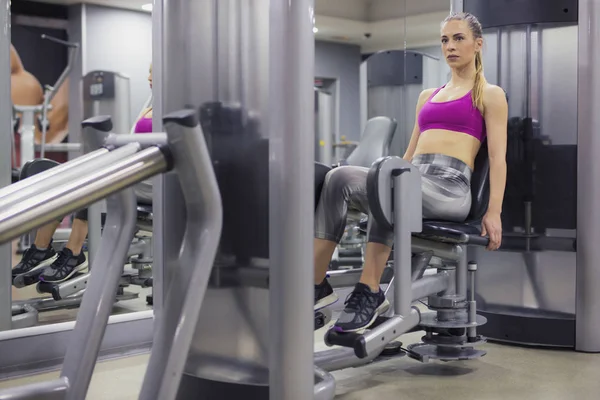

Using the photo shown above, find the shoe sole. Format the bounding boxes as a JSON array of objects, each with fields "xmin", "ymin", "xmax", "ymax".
[
  {"xmin": 333, "ymin": 299, "xmax": 391, "ymax": 333},
  {"xmin": 12, "ymin": 255, "xmax": 58, "ymax": 288},
  {"xmin": 39, "ymin": 261, "xmax": 89, "ymax": 284},
  {"xmin": 314, "ymin": 293, "xmax": 339, "ymax": 312}
]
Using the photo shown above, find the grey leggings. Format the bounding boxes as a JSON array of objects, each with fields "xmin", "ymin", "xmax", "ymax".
[{"xmin": 314, "ymin": 154, "xmax": 473, "ymax": 248}]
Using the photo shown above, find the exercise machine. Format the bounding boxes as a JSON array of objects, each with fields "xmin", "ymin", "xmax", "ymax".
[
  {"xmin": 12, "ymin": 35, "xmax": 79, "ymax": 253},
  {"xmin": 0, "ymin": 109, "xmax": 211, "ymax": 400},
  {"xmin": 9, "ymin": 117, "xmax": 159, "ymax": 328},
  {"xmin": 83, "ymin": 70, "xmax": 131, "ymax": 135}
]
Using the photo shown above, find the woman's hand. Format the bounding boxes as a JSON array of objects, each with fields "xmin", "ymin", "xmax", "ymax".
[{"xmin": 481, "ymin": 211, "xmax": 502, "ymax": 251}]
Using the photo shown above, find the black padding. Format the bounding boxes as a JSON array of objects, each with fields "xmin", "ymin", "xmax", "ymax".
[
  {"xmin": 315, "ymin": 162, "xmax": 331, "ymax": 211},
  {"xmin": 414, "ymin": 221, "xmax": 490, "ymax": 246},
  {"xmin": 11, "ymin": 168, "xmax": 20, "ymax": 183},
  {"xmin": 468, "ymin": 139, "xmax": 490, "ymax": 221},
  {"xmin": 366, "ymin": 156, "xmax": 393, "ymax": 231},
  {"xmin": 81, "ymin": 115, "xmax": 113, "ymax": 132},
  {"xmin": 163, "ymin": 109, "xmax": 198, "ymax": 128},
  {"xmin": 19, "ymin": 158, "xmax": 60, "ymax": 180}
]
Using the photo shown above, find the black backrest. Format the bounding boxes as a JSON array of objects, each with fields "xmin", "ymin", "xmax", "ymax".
[
  {"xmin": 315, "ymin": 162, "xmax": 332, "ymax": 211},
  {"xmin": 468, "ymin": 139, "xmax": 490, "ymax": 222},
  {"xmin": 19, "ymin": 158, "xmax": 60, "ymax": 180},
  {"xmin": 346, "ymin": 116, "xmax": 397, "ymax": 168}
]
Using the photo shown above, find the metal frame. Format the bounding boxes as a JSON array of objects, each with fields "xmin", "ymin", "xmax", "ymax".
[
  {"xmin": 576, "ymin": 0, "xmax": 600, "ymax": 353},
  {"xmin": 0, "ymin": 0, "xmax": 12, "ymax": 332}
]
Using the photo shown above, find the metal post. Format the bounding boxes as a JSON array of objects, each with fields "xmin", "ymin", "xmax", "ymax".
[
  {"xmin": 450, "ymin": 0, "xmax": 463, "ymax": 13},
  {"xmin": 18, "ymin": 109, "xmax": 36, "ymax": 168},
  {"xmin": 467, "ymin": 261, "xmax": 477, "ymax": 338},
  {"xmin": 61, "ymin": 187, "xmax": 138, "ymax": 400},
  {"xmin": 269, "ymin": 0, "xmax": 315, "ymax": 398},
  {"xmin": 576, "ymin": 0, "xmax": 600, "ymax": 353},
  {"xmin": 0, "ymin": 0, "xmax": 11, "ymax": 331},
  {"xmin": 393, "ymin": 170, "xmax": 412, "ymax": 316},
  {"xmin": 456, "ymin": 245, "xmax": 467, "ymax": 299},
  {"xmin": 151, "ymin": 0, "xmax": 166, "ymax": 322}
]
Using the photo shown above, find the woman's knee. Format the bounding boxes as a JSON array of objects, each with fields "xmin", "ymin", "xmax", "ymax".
[{"xmin": 322, "ymin": 166, "xmax": 365, "ymax": 199}]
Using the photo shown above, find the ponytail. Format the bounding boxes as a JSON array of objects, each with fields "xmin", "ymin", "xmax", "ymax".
[{"xmin": 472, "ymin": 51, "xmax": 486, "ymax": 112}]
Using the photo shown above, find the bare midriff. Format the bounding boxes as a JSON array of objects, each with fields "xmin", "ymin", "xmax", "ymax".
[{"xmin": 413, "ymin": 129, "xmax": 482, "ymax": 170}]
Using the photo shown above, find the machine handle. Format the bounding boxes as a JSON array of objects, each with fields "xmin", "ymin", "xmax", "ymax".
[{"xmin": 40, "ymin": 34, "xmax": 79, "ymax": 48}]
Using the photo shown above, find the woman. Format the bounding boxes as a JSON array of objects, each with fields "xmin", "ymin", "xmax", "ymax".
[
  {"xmin": 134, "ymin": 63, "xmax": 153, "ymax": 134},
  {"xmin": 12, "ymin": 63, "xmax": 156, "ymax": 285},
  {"xmin": 313, "ymin": 12, "xmax": 508, "ymax": 333}
]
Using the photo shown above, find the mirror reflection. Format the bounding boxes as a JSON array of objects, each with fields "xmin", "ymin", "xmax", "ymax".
[
  {"xmin": 8, "ymin": 1, "xmax": 153, "ymax": 330},
  {"xmin": 313, "ymin": 0, "xmax": 450, "ymax": 278}
]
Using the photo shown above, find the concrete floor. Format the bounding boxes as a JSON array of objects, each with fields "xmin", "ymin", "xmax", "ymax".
[
  {"xmin": 0, "ymin": 322, "xmax": 599, "ymax": 399},
  {"xmin": 6, "ymin": 243, "xmax": 600, "ymax": 399}
]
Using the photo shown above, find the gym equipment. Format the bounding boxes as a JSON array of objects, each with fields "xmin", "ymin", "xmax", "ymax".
[
  {"xmin": 83, "ymin": 70, "xmax": 131, "ymax": 135},
  {"xmin": 12, "ymin": 35, "xmax": 79, "ymax": 253},
  {"xmin": 0, "ymin": 109, "xmax": 215, "ymax": 399},
  {"xmin": 465, "ymin": 0, "xmax": 580, "ymax": 348},
  {"xmin": 12, "ymin": 34, "xmax": 79, "ymax": 166},
  {"xmin": 9, "ymin": 118, "xmax": 159, "ymax": 328}
]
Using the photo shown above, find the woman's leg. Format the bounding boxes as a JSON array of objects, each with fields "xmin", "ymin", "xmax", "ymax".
[{"xmin": 314, "ymin": 166, "xmax": 369, "ymax": 310}]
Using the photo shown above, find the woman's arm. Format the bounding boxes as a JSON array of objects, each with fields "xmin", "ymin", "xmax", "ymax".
[
  {"xmin": 483, "ymin": 85, "xmax": 508, "ymax": 214},
  {"xmin": 481, "ymin": 84, "xmax": 508, "ymax": 250},
  {"xmin": 403, "ymin": 88, "xmax": 435, "ymax": 161}
]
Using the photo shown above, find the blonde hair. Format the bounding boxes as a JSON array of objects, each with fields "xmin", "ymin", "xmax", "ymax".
[{"xmin": 442, "ymin": 12, "xmax": 486, "ymax": 111}]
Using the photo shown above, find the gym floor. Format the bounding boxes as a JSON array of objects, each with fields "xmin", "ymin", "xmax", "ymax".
[{"xmin": 1, "ymin": 304, "xmax": 599, "ymax": 399}]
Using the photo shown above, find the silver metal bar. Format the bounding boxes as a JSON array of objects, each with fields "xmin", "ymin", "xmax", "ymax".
[
  {"xmin": 450, "ymin": 0, "xmax": 464, "ymax": 13},
  {"xmin": 313, "ymin": 367, "xmax": 336, "ymax": 400},
  {"xmin": 412, "ymin": 251, "xmax": 433, "ymax": 281},
  {"xmin": 0, "ymin": 148, "xmax": 108, "ymax": 199},
  {"xmin": 394, "ymin": 171, "xmax": 412, "ymax": 316},
  {"xmin": 0, "ymin": 147, "xmax": 168, "ymax": 244},
  {"xmin": 361, "ymin": 308, "xmax": 420, "ymax": 357},
  {"xmin": 61, "ymin": 186, "xmax": 137, "ymax": 400},
  {"xmin": 411, "ymin": 272, "xmax": 450, "ymax": 301},
  {"xmin": 467, "ymin": 262, "xmax": 477, "ymax": 338},
  {"xmin": 139, "ymin": 112, "xmax": 223, "ymax": 400},
  {"xmin": 105, "ymin": 132, "xmax": 167, "ymax": 148},
  {"xmin": 53, "ymin": 273, "xmax": 88, "ymax": 299},
  {"xmin": 314, "ymin": 347, "xmax": 380, "ymax": 372},
  {"xmin": 0, "ymin": 377, "xmax": 68, "ymax": 400},
  {"xmin": 576, "ymin": 0, "xmax": 600, "ymax": 352},
  {"xmin": 11, "ymin": 304, "xmax": 38, "ymax": 330},
  {"xmin": 328, "ymin": 267, "xmax": 393, "ymax": 288},
  {"xmin": 456, "ymin": 245, "xmax": 467, "ymax": 299},
  {"xmin": 0, "ymin": 0, "xmax": 12, "ymax": 331},
  {"xmin": 17, "ymin": 109, "xmax": 36, "ymax": 168},
  {"xmin": 411, "ymin": 236, "xmax": 462, "ymax": 262},
  {"xmin": 268, "ymin": 0, "xmax": 315, "ymax": 398},
  {"xmin": 0, "ymin": 144, "xmax": 138, "ymax": 209},
  {"xmin": 35, "ymin": 143, "xmax": 82, "ymax": 152}
]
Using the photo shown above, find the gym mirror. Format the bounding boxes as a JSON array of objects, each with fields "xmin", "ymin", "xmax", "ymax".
[{"xmin": 6, "ymin": 1, "xmax": 154, "ymax": 332}]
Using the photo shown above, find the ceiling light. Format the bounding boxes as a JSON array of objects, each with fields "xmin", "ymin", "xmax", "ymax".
[
  {"xmin": 313, "ymin": 27, "xmax": 319, "ymax": 33},
  {"xmin": 142, "ymin": 3, "xmax": 153, "ymax": 11}
]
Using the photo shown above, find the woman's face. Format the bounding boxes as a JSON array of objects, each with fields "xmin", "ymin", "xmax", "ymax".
[
  {"xmin": 148, "ymin": 64, "xmax": 153, "ymax": 89},
  {"xmin": 440, "ymin": 20, "xmax": 482, "ymax": 69}
]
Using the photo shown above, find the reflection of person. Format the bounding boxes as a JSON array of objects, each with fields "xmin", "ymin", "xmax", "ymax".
[
  {"xmin": 12, "ymin": 63, "xmax": 155, "ymax": 286},
  {"xmin": 10, "ymin": 44, "xmax": 70, "ymax": 167},
  {"xmin": 313, "ymin": 12, "xmax": 508, "ymax": 333},
  {"xmin": 134, "ymin": 64, "xmax": 153, "ymax": 134}
]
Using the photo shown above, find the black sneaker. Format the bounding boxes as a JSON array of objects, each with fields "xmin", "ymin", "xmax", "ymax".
[
  {"xmin": 333, "ymin": 283, "xmax": 390, "ymax": 333},
  {"xmin": 38, "ymin": 248, "xmax": 88, "ymax": 284},
  {"xmin": 315, "ymin": 278, "xmax": 338, "ymax": 311},
  {"xmin": 12, "ymin": 244, "xmax": 57, "ymax": 282}
]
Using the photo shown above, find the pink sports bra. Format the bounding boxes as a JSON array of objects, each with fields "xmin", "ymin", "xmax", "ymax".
[
  {"xmin": 417, "ymin": 85, "xmax": 487, "ymax": 142},
  {"xmin": 134, "ymin": 117, "xmax": 152, "ymax": 134}
]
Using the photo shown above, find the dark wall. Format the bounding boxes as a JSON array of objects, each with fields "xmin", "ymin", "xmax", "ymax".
[{"xmin": 11, "ymin": 25, "xmax": 68, "ymax": 87}]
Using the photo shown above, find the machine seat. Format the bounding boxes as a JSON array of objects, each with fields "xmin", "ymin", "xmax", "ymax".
[{"xmin": 414, "ymin": 220, "xmax": 489, "ymax": 246}]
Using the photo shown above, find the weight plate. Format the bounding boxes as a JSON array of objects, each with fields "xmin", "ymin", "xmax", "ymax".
[
  {"xmin": 419, "ymin": 312, "xmax": 487, "ymax": 328},
  {"xmin": 407, "ymin": 343, "xmax": 487, "ymax": 361}
]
